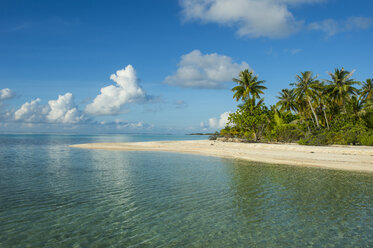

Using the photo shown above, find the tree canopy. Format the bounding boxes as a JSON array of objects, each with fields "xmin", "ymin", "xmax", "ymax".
[{"xmin": 218, "ymin": 68, "xmax": 373, "ymax": 146}]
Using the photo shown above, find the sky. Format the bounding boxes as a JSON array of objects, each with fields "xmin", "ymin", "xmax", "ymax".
[{"xmin": 0, "ymin": 0, "xmax": 372, "ymax": 134}]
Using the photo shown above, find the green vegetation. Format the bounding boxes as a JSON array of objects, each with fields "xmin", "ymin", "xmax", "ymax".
[{"xmin": 218, "ymin": 68, "xmax": 373, "ymax": 146}]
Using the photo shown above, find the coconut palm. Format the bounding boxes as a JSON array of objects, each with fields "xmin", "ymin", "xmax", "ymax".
[
  {"xmin": 325, "ymin": 68, "xmax": 359, "ymax": 113},
  {"xmin": 291, "ymin": 71, "xmax": 320, "ymax": 128},
  {"xmin": 276, "ymin": 89, "xmax": 297, "ymax": 113},
  {"xmin": 232, "ymin": 69, "xmax": 267, "ymax": 102},
  {"xmin": 239, "ymin": 98, "xmax": 265, "ymax": 114},
  {"xmin": 360, "ymin": 78, "xmax": 373, "ymax": 102},
  {"xmin": 349, "ymin": 95, "xmax": 366, "ymax": 117},
  {"xmin": 313, "ymin": 82, "xmax": 330, "ymax": 129}
]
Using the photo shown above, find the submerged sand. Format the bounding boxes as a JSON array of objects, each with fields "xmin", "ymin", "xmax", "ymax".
[{"xmin": 70, "ymin": 140, "xmax": 373, "ymax": 173}]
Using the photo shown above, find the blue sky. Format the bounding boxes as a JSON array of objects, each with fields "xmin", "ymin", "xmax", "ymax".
[{"xmin": 0, "ymin": 0, "xmax": 372, "ymax": 133}]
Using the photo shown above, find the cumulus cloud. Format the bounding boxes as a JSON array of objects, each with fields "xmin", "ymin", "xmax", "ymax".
[
  {"xmin": 180, "ymin": 0, "xmax": 370, "ymax": 38},
  {"xmin": 47, "ymin": 93, "xmax": 85, "ymax": 123},
  {"xmin": 0, "ymin": 88, "xmax": 15, "ymax": 121},
  {"xmin": 14, "ymin": 98, "xmax": 49, "ymax": 123},
  {"xmin": 0, "ymin": 88, "xmax": 15, "ymax": 102},
  {"xmin": 309, "ymin": 17, "xmax": 372, "ymax": 37},
  {"xmin": 164, "ymin": 50, "xmax": 249, "ymax": 88},
  {"xmin": 85, "ymin": 65, "xmax": 148, "ymax": 115},
  {"xmin": 14, "ymin": 93, "xmax": 85, "ymax": 124},
  {"xmin": 201, "ymin": 112, "xmax": 231, "ymax": 129},
  {"xmin": 180, "ymin": 0, "xmax": 304, "ymax": 38}
]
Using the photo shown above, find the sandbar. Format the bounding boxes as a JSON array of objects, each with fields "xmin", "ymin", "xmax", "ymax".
[{"xmin": 70, "ymin": 140, "xmax": 373, "ymax": 173}]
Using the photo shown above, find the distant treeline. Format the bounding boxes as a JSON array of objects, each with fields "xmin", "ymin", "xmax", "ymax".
[
  {"xmin": 213, "ymin": 68, "xmax": 373, "ymax": 146},
  {"xmin": 188, "ymin": 133, "xmax": 215, "ymax": 136}
]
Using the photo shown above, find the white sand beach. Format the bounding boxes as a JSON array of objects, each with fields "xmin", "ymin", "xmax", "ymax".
[{"xmin": 70, "ymin": 140, "xmax": 373, "ymax": 173}]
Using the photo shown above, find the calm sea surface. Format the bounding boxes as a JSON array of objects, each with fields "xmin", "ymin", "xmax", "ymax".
[{"xmin": 0, "ymin": 134, "xmax": 372, "ymax": 247}]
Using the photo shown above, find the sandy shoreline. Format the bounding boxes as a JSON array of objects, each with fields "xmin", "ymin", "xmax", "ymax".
[{"xmin": 70, "ymin": 140, "xmax": 373, "ymax": 173}]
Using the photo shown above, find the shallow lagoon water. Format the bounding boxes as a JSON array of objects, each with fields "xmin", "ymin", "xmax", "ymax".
[{"xmin": 0, "ymin": 134, "xmax": 372, "ymax": 247}]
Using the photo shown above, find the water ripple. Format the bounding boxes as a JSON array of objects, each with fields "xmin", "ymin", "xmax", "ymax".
[{"xmin": 0, "ymin": 135, "xmax": 372, "ymax": 247}]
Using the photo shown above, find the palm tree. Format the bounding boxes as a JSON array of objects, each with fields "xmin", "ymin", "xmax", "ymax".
[
  {"xmin": 325, "ymin": 68, "xmax": 359, "ymax": 113},
  {"xmin": 295, "ymin": 97, "xmax": 312, "ymax": 132},
  {"xmin": 276, "ymin": 89, "xmax": 297, "ymax": 113},
  {"xmin": 291, "ymin": 71, "xmax": 320, "ymax": 128},
  {"xmin": 349, "ymin": 95, "xmax": 365, "ymax": 117},
  {"xmin": 360, "ymin": 78, "xmax": 373, "ymax": 102},
  {"xmin": 239, "ymin": 98, "xmax": 265, "ymax": 115},
  {"xmin": 313, "ymin": 82, "xmax": 330, "ymax": 129},
  {"xmin": 232, "ymin": 69, "xmax": 267, "ymax": 102}
]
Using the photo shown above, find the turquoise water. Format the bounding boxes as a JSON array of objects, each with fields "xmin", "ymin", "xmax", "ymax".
[{"xmin": 0, "ymin": 134, "xmax": 372, "ymax": 247}]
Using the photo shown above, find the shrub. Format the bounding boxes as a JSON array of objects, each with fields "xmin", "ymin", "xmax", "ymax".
[
  {"xmin": 208, "ymin": 132, "xmax": 219, "ymax": 140},
  {"xmin": 243, "ymin": 131, "xmax": 254, "ymax": 140},
  {"xmin": 270, "ymin": 124, "xmax": 303, "ymax": 143},
  {"xmin": 358, "ymin": 131, "xmax": 373, "ymax": 146},
  {"xmin": 334, "ymin": 123, "xmax": 367, "ymax": 145},
  {"xmin": 220, "ymin": 128, "xmax": 231, "ymax": 137},
  {"xmin": 298, "ymin": 132, "xmax": 331, "ymax": 146}
]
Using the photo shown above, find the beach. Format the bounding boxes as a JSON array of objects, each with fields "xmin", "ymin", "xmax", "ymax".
[{"xmin": 70, "ymin": 140, "xmax": 373, "ymax": 173}]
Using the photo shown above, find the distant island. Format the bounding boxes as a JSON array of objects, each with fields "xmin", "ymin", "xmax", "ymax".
[{"xmin": 187, "ymin": 133, "xmax": 215, "ymax": 135}]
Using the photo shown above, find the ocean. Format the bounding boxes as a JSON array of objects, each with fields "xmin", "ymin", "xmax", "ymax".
[{"xmin": 0, "ymin": 134, "xmax": 372, "ymax": 247}]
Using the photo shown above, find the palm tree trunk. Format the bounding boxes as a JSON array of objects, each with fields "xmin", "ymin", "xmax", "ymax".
[
  {"xmin": 323, "ymin": 108, "xmax": 330, "ymax": 129},
  {"xmin": 307, "ymin": 97, "xmax": 320, "ymax": 128}
]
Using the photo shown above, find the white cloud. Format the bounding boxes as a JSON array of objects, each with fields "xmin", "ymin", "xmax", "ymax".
[
  {"xmin": 201, "ymin": 112, "xmax": 231, "ymax": 129},
  {"xmin": 0, "ymin": 89, "xmax": 15, "ymax": 121},
  {"xmin": 14, "ymin": 93, "xmax": 84, "ymax": 124},
  {"xmin": 0, "ymin": 88, "xmax": 15, "ymax": 102},
  {"xmin": 164, "ymin": 50, "xmax": 249, "ymax": 88},
  {"xmin": 115, "ymin": 120, "xmax": 145, "ymax": 130},
  {"xmin": 47, "ymin": 93, "xmax": 84, "ymax": 124},
  {"xmin": 180, "ymin": 0, "xmax": 305, "ymax": 38},
  {"xmin": 309, "ymin": 17, "xmax": 372, "ymax": 37},
  {"xmin": 85, "ymin": 65, "xmax": 148, "ymax": 116},
  {"xmin": 100, "ymin": 119, "xmax": 153, "ymax": 130},
  {"xmin": 14, "ymin": 98, "xmax": 49, "ymax": 123},
  {"xmin": 180, "ymin": 0, "xmax": 370, "ymax": 38},
  {"xmin": 345, "ymin": 17, "xmax": 372, "ymax": 30}
]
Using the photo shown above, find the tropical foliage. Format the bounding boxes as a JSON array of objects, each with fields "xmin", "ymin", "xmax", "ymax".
[
  {"xmin": 219, "ymin": 68, "xmax": 373, "ymax": 146},
  {"xmin": 232, "ymin": 69, "xmax": 267, "ymax": 102}
]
